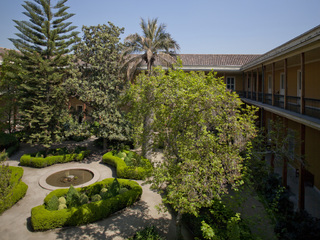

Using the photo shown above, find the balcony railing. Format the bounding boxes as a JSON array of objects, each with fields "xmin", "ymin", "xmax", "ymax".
[
  {"xmin": 265, "ymin": 94, "xmax": 272, "ymax": 105},
  {"xmin": 305, "ymin": 98, "xmax": 320, "ymax": 119},
  {"xmin": 274, "ymin": 94, "xmax": 284, "ymax": 108},
  {"xmin": 287, "ymin": 96, "xmax": 300, "ymax": 114},
  {"xmin": 239, "ymin": 91, "xmax": 320, "ymax": 120}
]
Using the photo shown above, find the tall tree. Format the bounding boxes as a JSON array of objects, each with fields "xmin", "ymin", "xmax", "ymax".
[
  {"xmin": 128, "ymin": 65, "xmax": 258, "ymax": 238},
  {"xmin": 69, "ymin": 23, "xmax": 131, "ymax": 150},
  {"xmin": 123, "ymin": 18, "xmax": 180, "ymax": 159},
  {"xmin": 9, "ymin": 0, "xmax": 79, "ymax": 147}
]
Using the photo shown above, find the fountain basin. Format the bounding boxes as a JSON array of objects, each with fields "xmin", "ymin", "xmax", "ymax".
[{"xmin": 39, "ymin": 167, "xmax": 100, "ymax": 191}]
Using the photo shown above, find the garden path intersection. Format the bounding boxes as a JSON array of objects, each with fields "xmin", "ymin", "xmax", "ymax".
[{"xmin": 0, "ymin": 139, "xmax": 192, "ymax": 240}]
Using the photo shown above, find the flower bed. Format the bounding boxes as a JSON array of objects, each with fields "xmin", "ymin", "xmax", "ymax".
[
  {"xmin": 102, "ymin": 150, "xmax": 152, "ymax": 180},
  {"xmin": 20, "ymin": 146, "xmax": 90, "ymax": 168},
  {"xmin": 0, "ymin": 166, "xmax": 28, "ymax": 214},
  {"xmin": 31, "ymin": 178, "xmax": 142, "ymax": 231}
]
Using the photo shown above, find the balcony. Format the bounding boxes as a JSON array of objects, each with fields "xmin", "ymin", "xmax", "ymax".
[{"xmin": 238, "ymin": 91, "xmax": 320, "ymax": 121}]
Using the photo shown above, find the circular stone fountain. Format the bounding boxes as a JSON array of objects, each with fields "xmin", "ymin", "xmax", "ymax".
[{"xmin": 39, "ymin": 167, "xmax": 100, "ymax": 190}]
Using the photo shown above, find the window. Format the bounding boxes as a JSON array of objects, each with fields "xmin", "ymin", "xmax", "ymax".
[
  {"xmin": 226, "ymin": 77, "xmax": 235, "ymax": 91},
  {"xmin": 297, "ymin": 70, "xmax": 302, "ymax": 96},
  {"xmin": 280, "ymin": 73, "xmax": 285, "ymax": 95}
]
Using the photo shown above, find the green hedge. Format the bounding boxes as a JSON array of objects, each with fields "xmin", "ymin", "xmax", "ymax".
[
  {"xmin": 102, "ymin": 151, "xmax": 152, "ymax": 180},
  {"xmin": 31, "ymin": 178, "xmax": 142, "ymax": 231},
  {"xmin": 0, "ymin": 166, "xmax": 28, "ymax": 214},
  {"xmin": 20, "ymin": 149, "xmax": 90, "ymax": 168}
]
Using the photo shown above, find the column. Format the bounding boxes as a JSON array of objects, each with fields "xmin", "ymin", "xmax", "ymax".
[
  {"xmin": 256, "ymin": 68, "xmax": 259, "ymax": 101},
  {"xmin": 251, "ymin": 70, "xmax": 254, "ymax": 100},
  {"xmin": 298, "ymin": 124, "xmax": 305, "ymax": 210},
  {"xmin": 272, "ymin": 62, "xmax": 275, "ymax": 106},
  {"xmin": 284, "ymin": 59, "xmax": 288, "ymax": 109},
  {"xmin": 300, "ymin": 53, "xmax": 305, "ymax": 114}
]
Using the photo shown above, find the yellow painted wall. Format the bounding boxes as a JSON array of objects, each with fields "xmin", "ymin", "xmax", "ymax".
[
  {"xmin": 305, "ymin": 126, "xmax": 320, "ymax": 189},
  {"xmin": 305, "ymin": 60, "xmax": 320, "ymax": 99},
  {"xmin": 287, "ymin": 65, "xmax": 300, "ymax": 96}
]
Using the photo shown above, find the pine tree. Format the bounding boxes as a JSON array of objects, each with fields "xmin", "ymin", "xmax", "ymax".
[
  {"xmin": 9, "ymin": 0, "xmax": 79, "ymax": 147},
  {"xmin": 70, "ymin": 23, "xmax": 131, "ymax": 150}
]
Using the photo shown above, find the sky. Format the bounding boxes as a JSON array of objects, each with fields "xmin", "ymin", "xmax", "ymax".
[{"xmin": 0, "ymin": 0, "xmax": 320, "ymax": 54}]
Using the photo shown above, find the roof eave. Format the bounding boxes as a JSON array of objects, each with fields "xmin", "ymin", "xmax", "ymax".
[{"xmin": 241, "ymin": 24, "xmax": 320, "ymax": 71}]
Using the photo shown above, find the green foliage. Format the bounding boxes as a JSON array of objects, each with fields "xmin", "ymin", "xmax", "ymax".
[
  {"xmin": 102, "ymin": 151, "xmax": 153, "ymax": 180},
  {"xmin": 108, "ymin": 178, "xmax": 120, "ymax": 196},
  {"xmin": 123, "ymin": 18, "xmax": 180, "ymax": 81},
  {"xmin": 20, "ymin": 147, "xmax": 90, "ymax": 168},
  {"xmin": 0, "ymin": 132, "xmax": 19, "ymax": 156},
  {"xmin": 0, "ymin": 166, "xmax": 28, "ymax": 214},
  {"xmin": 0, "ymin": 50, "xmax": 21, "ymax": 133},
  {"xmin": 69, "ymin": 22, "xmax": 131, "ymax": 150},
  {"xmin": 47, "ymin": 195, "xmax": 59, "ymax": 211},
  {"xmin": 8, "ymin": 0, "xmax": 79, "ymax": 147},
  {"xmin": 127, "ymin": 226, "xmax": 164, "ymax": 240},
  {"xmin": 119, "ymin": 188, "xmax": 129, "ymax": 194},
  {"xmin": 58, "ymin": 197, "xmax": 66, "ymax": 205},
  {"xmin": 184, "ymin": 201, "xmax": 253, "ymax": 240},
  {"xmin": 66, "ymin": 185, "xmax": 81, "ymax": 208},
  {"xmin": 58, "ymin": 204, "xmax": 67, "ymax": 210},
  {"xmin": 91, "ymin": 194, "xmax": 102, "ymax": 202},
  {"xmin": 32, "ymin": 178, "xmax": 142, "ymax": 230},
  {"xmin": 128, "ymin": 66, "xmax": 257, "ymax": 221},
  {"xmin": 79, "ymin": 193, "xmax": 89, "ymax": 205}
]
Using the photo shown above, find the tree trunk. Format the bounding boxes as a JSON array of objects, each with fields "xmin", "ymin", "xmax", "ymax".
[
  {"xmin": 176, "ymin": 211, "xmax": 183, "ymax": 240},
  {"xmin": 103, "ymin": 138, "xmax": 107, "ymax": 151},
  {"xmin": 142, "ymin": 110, "xmax": 154, "ymax": 159}
]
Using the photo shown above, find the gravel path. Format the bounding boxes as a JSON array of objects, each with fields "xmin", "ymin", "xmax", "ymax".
[{"xmin": 0, "ymin": 140, "xmax": 193, "ymax": 240}]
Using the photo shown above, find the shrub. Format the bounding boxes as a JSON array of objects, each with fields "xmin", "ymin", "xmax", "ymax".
[
  {"xmin": 0, "ymin": 132, "xmax": 19, "ymax": 157},
  {"xmin": 0, "ymin": 166, "xmax": 28, "ymax": 214},
  {"xmin": 91, "ymin": 194, "xmax": 102, "ymax": 202},
  {"xmin": 31, "ymin": 178, "xmax": 142, "ymax": 230},
  {"xmin": 102, "ymin": 150, "xmax": 152, "ymax": 180},
  {"xmin": 47, "ymin": 195, "xmax": 59, "ymax": 211},
  {"xmin": 80, "ymin": 193, "xmax": 89, "ymax": 205},
  {"xmin": 128, "ymin": 226, "xmax": 164, "ymax": 240},
  {"xmin": 20, "ymin": 147, "xmax": 90, "ymax": 168},
  {"xmin": 66, "ymin": 185, "xmax": 81, "ymax": 208},
  {"xmin": 183, "ymin": 200, "xmax": 253, "ymax": 240},
  {"xmin": 58, "ymin": 197, "xmax": 66, "ymax": 205}
]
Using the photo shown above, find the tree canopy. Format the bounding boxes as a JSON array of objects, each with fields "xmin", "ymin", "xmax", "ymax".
[
  {"xmin": 127, "ymin": 64, "xmax": 258, "ymax": 237},
  {"xmin": 123, "ymin": 18, "xmax": 180, "ymax": 82},
  {"xmin": 69, "ymin": 22, "xmax": 131, "ymax": 149}
]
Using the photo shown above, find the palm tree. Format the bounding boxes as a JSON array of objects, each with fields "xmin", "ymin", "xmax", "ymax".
[
  {"xmin": 123, "ymin": 18, "xmax": 180, "ymax": 159},
  {"xmin": 123, "ymin": 18, "xmax": 180, "ymax": 81}
]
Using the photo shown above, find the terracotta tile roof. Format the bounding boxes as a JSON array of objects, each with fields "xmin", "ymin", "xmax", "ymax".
[{"xmin": 179, "ymin": 54, "xmax": 261, "ymax": 66}]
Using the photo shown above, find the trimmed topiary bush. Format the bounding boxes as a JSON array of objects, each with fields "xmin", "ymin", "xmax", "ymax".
[
  {"xmin": 0, "ymin": 166, "xmax": 28, "ymax": 214},
  {"xmin": 31, "ymin": 178, "xmax": 142, "ymax": 231},
  {"xmin": 20, "ymin": 147, "xmax": 90, "ymax": 168},
  {"xmin": 102, "ymin": 150, "xmax": 152, "ymax": 180}
]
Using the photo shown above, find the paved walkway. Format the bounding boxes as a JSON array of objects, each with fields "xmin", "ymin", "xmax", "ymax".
[{"xmin": 0, "ymin": 141, "xmax": 193, "ymax": 240}]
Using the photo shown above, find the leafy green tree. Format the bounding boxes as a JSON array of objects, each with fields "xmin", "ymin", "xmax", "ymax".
[
  {"xmin": 70, "ymin": 23, "xmax": 131, "ymax": 150},
  {"xmin": 0, "ymin": 50, "xmax": 23, "ymax": 133},
  {"xmin": 9, "ymin": 0, "xmax": 79, "ymax": 147},
  {"xmin": 123, "ymin": 18, "xmax": 179, "ymax": 159},
  {"xmin": 128, "ymin": 65, "xmax": 257, "ymax": 238}
]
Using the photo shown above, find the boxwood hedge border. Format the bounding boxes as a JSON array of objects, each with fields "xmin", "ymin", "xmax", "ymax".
[
  {"xmin": 31, "ymin": 178, "xmax": 142, "ymax": 231},
  {"xmin": 0, "ymin": 166, "xmax": 28, "ymax": 214},
  {"xmin": 102, "ymin": 150, "xmax": 152, "ymax": 180},
  {"xmin": 20, "ymin": 149, "xmax": 90, "ymax": 168}
]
